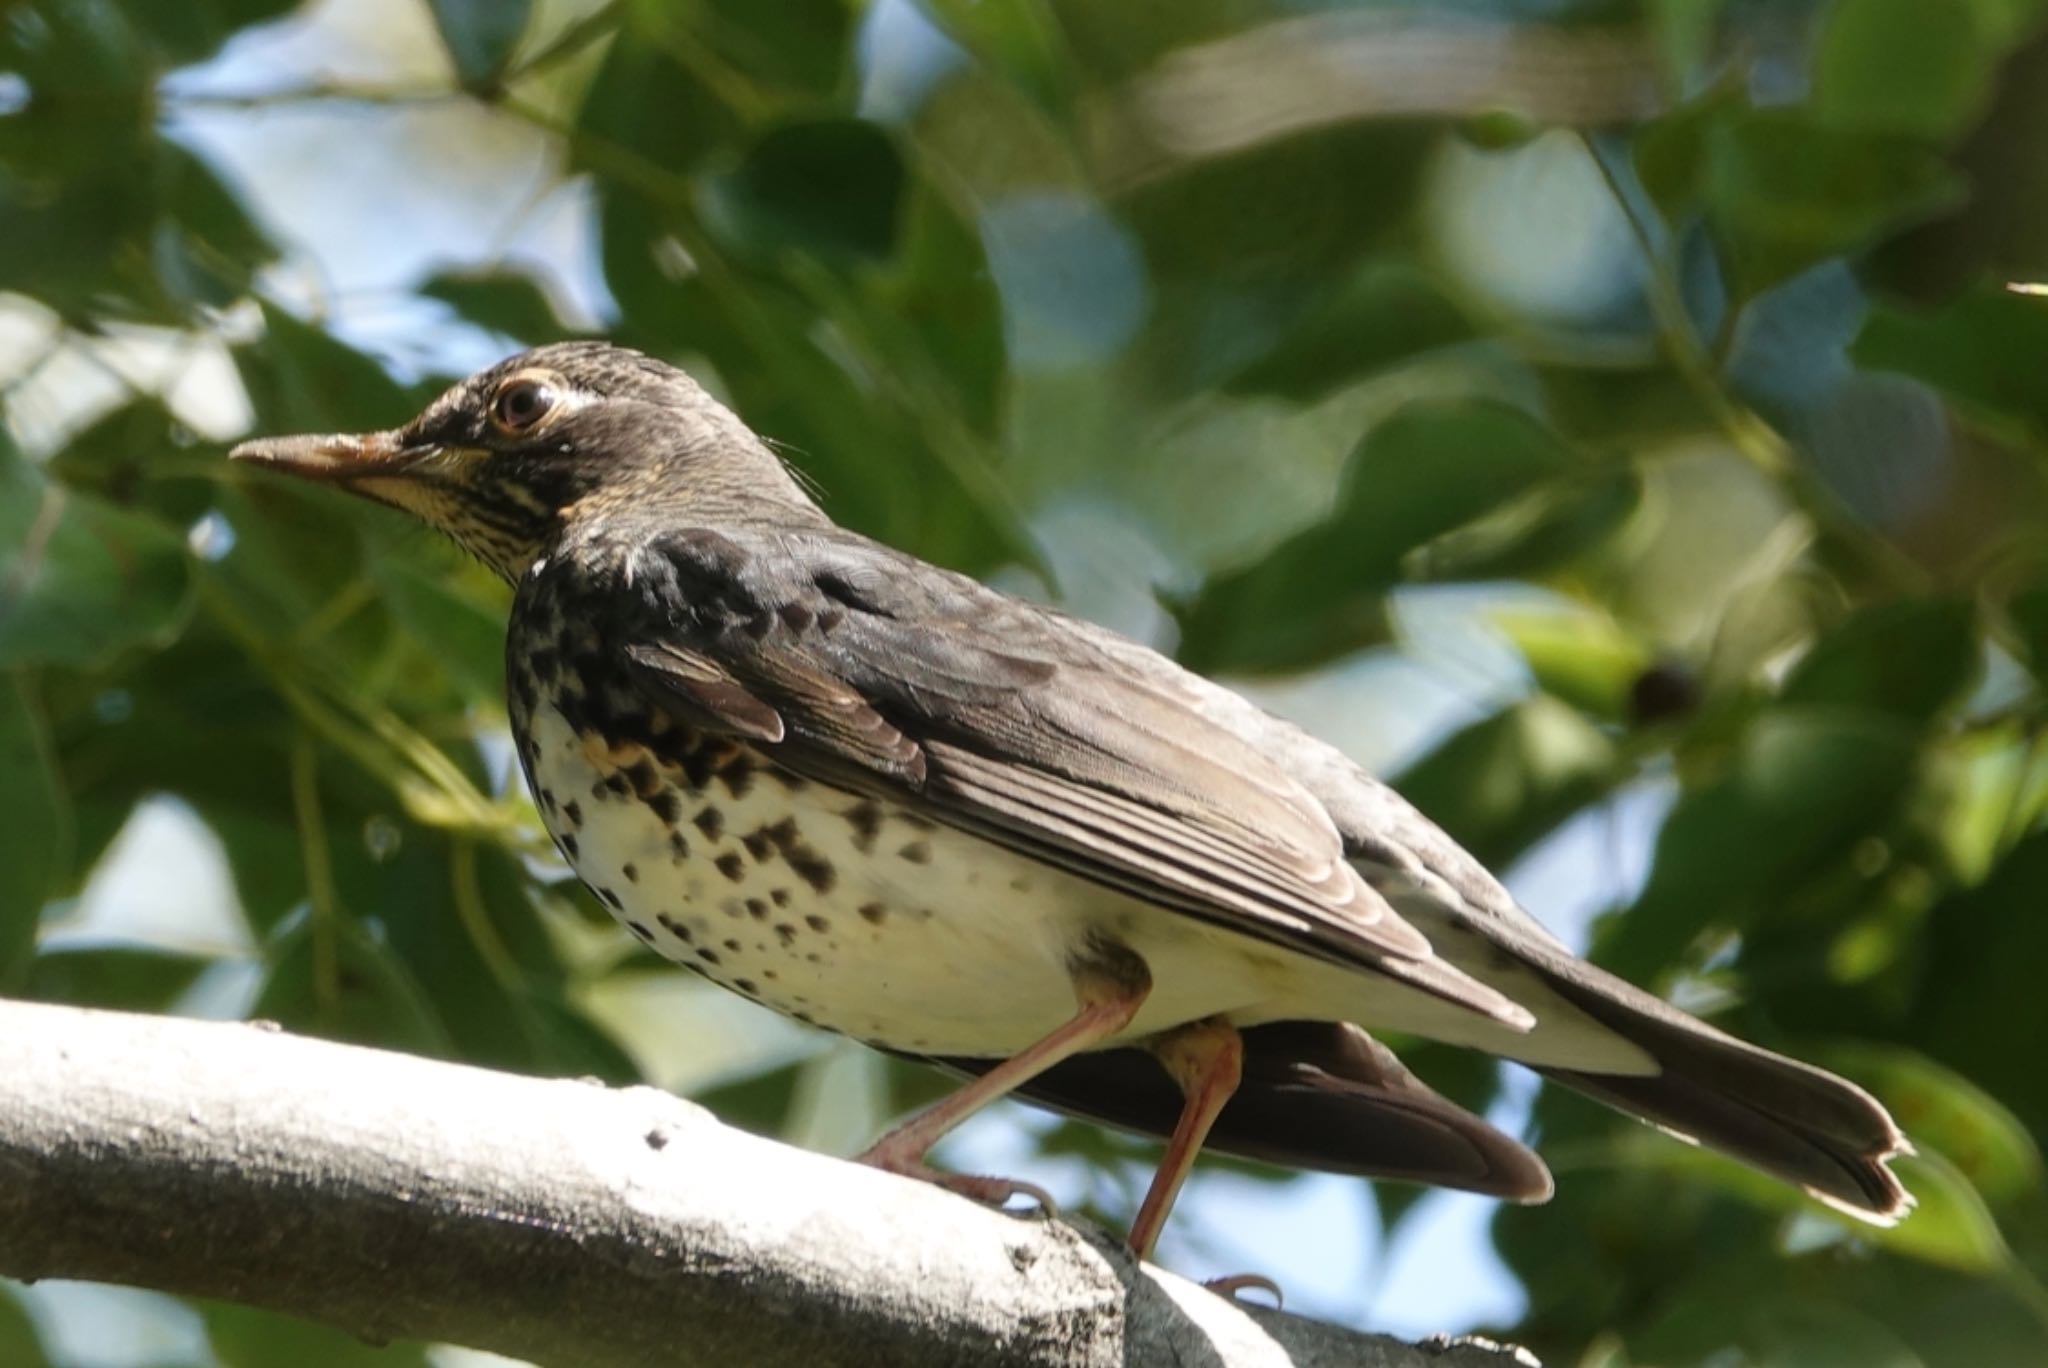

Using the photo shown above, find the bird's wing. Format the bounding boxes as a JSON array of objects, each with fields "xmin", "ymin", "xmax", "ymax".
[{"xmin": 606, "ymin": 525, "xmax": 1528, "ymax": 1027}]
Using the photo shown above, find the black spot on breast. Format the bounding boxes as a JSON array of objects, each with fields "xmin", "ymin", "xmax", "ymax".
[
  {"xmin": 560, "ymin": 833, "xmax": 580, "ymax": 859},
  {"xmin": 669, "ymin": 830, "xmax": 690, "ymax": 858},
  {"xmin": 626, "ymin": 921, "xmax": 654, "ymax": 941},
  {"xmin": 858, "ymin": 903, "xmax": 887, "ymax": 925},
  {"xmin": 788, "ymin": 848, "xmax": 836, "ymax": 894},
  {"xmin": 625, "ymin": 757, "xmax": 659, "ymax": 795},
  {"xmin": 775, "ymin": 923, "xmax": 797, "ymax": 947},
  {"xmin": 648, "ymin": 789, "xmax": 681, "ymax": 823},
  {"xmin": 898, "ymin": 840, "xmax": 932, "ymax": 866},
  {"xmin": 658, "ymin": 914, "xmax": 693, "ymax": 943},
  {"xmin": 741, "ymin": 828, "xmax": 773, "ymax": 862},
  {"xmin": 538, "ymin": 787, "xmax": 558, "ymax": 814},
  {"xmin": 733, "ymin": 978, "xmax": 757, "ymax": 996},
  {"xmin": 562, "ymin": 799, "xmax": 583, "ymax": 828},
  {"xmin": 719, "ymin": 756, "xmax": 756, "ymax": 800},
  {"xmin": 770, "ymin": 888, "xmax": 791, "ymax": 908},
  {"xmin": 745, "ymin": 898, "xmax": 769, "ymax": 920},
  {"xmin": 843, "ymin": 802, "xmax": 883, "ymax": 853},
  {"xmin": 722, "ymin": 938, "xmax": 742, "ymax": 953},
  {"xmin": 714, "ymin": 852, "xmax": 746, "ymax": 882},
  {"xmin": 622, "ymin": 863, "xmax": 638, "ymax": 883},
  {"xmin": 602, "ymin": 772, "xmax": 631, "ymax": 798},
  {"xmin": 597, "ymin": 886, "xmax": 623, "ymax": 910},
  {"xmin": 530, "ymin": 648, "xmax": 559, "ymax": 685},
  {"xmin": 805, "ymin": 914, "xmax": 830, "ymax": 933},
  {"xmin": 697, "ymin": 947, "xmax": 721, "ymax": 966},
  {"xmin": 694, "ymin": 808, "xmax": 724, "ymax": 841}
]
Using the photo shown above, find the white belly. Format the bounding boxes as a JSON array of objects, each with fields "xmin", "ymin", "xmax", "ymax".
[{"xmin": 522, "ymin": 705, "xmax": 1316, "ymax": 1056}]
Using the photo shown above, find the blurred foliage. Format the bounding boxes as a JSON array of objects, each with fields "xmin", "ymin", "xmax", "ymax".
[{"xmin": 5, "ymin": 0, "xmax": 2048, "ymax": 1364}]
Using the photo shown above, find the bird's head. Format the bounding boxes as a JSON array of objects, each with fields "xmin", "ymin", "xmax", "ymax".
[{"xmin": 229, "ymin": 342, "xmax": 821, "ymax": 583}]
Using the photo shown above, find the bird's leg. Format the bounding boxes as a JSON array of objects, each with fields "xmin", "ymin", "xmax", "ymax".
[
  {"xmin": 1126, "ymin": 1017, "xmax": 1244, "ymax": 1262},
  {"xmin": 857, "ymin": 944, "xmax": 1151, "ymax": 1209}
]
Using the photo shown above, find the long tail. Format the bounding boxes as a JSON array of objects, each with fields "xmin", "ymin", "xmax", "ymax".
[{"xmin": 1530, "ymin": 961, "xmax": 1913, "ymax": 1224}]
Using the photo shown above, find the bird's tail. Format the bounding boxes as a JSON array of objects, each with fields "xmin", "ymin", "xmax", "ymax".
[{"xmin": 1530, "ymin": 961, "xmax": 1913, "ymax": 1224}]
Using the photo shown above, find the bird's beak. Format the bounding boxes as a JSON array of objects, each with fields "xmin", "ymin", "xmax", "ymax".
[{"xmin": 227, "ymin": 429, "xmax": 415, "ymax": 483}]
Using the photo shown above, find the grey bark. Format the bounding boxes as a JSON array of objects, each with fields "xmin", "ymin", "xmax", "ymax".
[{"xmin": 0, "ymin": 998, "xmax": 1533, "ymax": 1368}]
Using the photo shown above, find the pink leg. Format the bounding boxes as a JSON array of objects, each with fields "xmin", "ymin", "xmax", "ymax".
[
  {"xmin": 858, "ymin": 954, "xmax": 1150, "ymax": 1206},
  {"xmin": 1127, "ymin": 1018, "xmax": 1244, "ymax": 1261}
]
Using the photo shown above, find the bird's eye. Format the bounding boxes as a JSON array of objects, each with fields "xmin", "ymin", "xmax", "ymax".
[{"xmin": 490, "ymin": 378, "xmax": 556, "ymax": 433}]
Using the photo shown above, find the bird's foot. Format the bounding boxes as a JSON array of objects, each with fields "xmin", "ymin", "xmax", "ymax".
[
  {"xmin": 1203, "ymin": 1272, "xmax": 1284, "ymax": 1308},
  {"xmin": 858, "ymin": 1151, "xmax": 1059, "ymax": 1215}
]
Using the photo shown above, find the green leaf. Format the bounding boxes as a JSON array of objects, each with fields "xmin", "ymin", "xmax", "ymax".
[
  {"xmin": 1816, "ymin": 0, "xmax": 1994, "ymax": 140},
  {"xmin": 368, "ymin": 553, "xmax": 507, "ymax": 702},
  {"xmin": 910, "ymin": 0, "xmax": 1070, "ymax": 114},
  {"xmin": 1601, "ymin": 708, "xmax": 1923, "ymax": 979},
  {"xmin": 1394, "ymin": 696, "xmax": 1622, "ymax": 871},
  {"xmin": 1872, "ymin": 1149, "xmax": 2017, "ymax": 1274},
  {"xmin": 1406, "ymin": 464, "xmax": 1641, "ymax": 584},
  {"xmin": 1493, "ymin": 607, "xmax": 1658, "ymax": 723},
  {"xmin": 424, "ymin": 0, "xmax": 531, "ymax": 90},
  {"xmin": 1820, "ymin": 1044, "xmax": 2043, "ymax": 1201},
  {"xmin": 1174, "ymin": 400, "xmax": 1581, "ymax": 674},
  {"xmin": 0, "ymin": 677, "xmax": 64, "ymax": 979},
  {"xmin": 420, "ymin": 267, "xmax": 575, "ymax": 344},
  {"xmin": 1855, "ymin": 281, "xmax": 2048, "ymax": 434},
  {"xmin": 204, "ymin": 1300, "xmax": 435, "ymax": 1368},
  {"xmin": 0, "ymin": 438, "xmax": 195, "ymax": 669},
  {"xmin": 1780, "ymin": 599, "xmax": 1979, "ymax": 722},
  {"xmin": 254, "ymin": 913, "xmax": 455, "ymax": 1056},
  {"xmin": 708, "ymin": 119, "xmax": 908, "ymax": 263},
  {"xmin": 1703, "ymin": 111, "xmax": 1962, "ymax": 294},
  {"xmin": 0, "ymin": 1286, "xmax": 48, "ymax": 1368},
  {"xmin": 1221, "ymin": 257, "xmax": 1476, "ymax": 402},
  {"xmin": 24, "ymin": 944, "xmax": 214, "ymax": 1012}
]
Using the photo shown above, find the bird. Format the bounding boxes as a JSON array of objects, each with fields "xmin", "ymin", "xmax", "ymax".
[{"xmin": 230, "ymin": 341, "xmax": 1912, "ymax": 1265}]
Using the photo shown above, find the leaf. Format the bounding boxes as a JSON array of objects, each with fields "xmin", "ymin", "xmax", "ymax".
[
  {"xmin": 1914, "ymin": 827, "xmax": 2048, "ymax": 1140},
  {"xmin": 1406, "ymin": 464, "xmax": 1641, "ymax": 584},
  {"xmin": 204, "ymin": 1300, "xmax": 436, "ymax": 1368},
  {"xmin": 1493, "ymin": 607, "xmax": 1658, "ymax": 723},
  {"xmin": 910, "ymin": 0, "xmax": 1071, "ymax": 114},
  {"xmin": 1703, "ymin": 110, "xmax": 1962, "ymax": 294},
  {"xmin": 0, "ymin": 677, "xmax": 64, "ymax": 979},
  {"xmin": 1855, "ymin": 281, "xmax": 2048, "ymax": 434},
  {"xmin": 424, "ymin": 0, "xmax": 531, "ymax": 90},
  {"xmin": 0, "ymin": 436, "xmax": 195, "ymax": 669},
  {"xmin": 1819, "ymin": 1044, "xmax": 2043, "ymax": 1201},
  {"xmin": 1872, "ymin": 1149, "xmax": 2017, "ymax": 1274},
  {"xmin": 708, "ymin": 119, "xmax": 908, "ymax": 263},
  {"xmin": 253, "ymin": 914, "xmax": 454, "ymax": 1057},
  {"xmin": 1780, "ymin": 599, "xmax": 1979, "ymax": 721},
  {"xmin": 1816, "ymin": 0, "xmax": 1995, "ymax": 140},
  {"xmin": 368, "ymin": 553, "xmax": 508, "ymax": 702},
  {"xmin": 1394, "ymin": 696, "xmax": 1622, "ymax": 871},
  {"xmin": 1174, "ymin": 400, "xmax": 1582, "ymax": 674},
  {"xmin": 1221, "ymin": 257, "xmax": 1476, "ymax": 402},
  {"xmin": 420, "ymin": 266, "xmax": 576, "ymax": 345},
  {"xmin": 23, "ymin": 944, "xmax": 214, "ymax": 1012},
  {"xmin": 1600, "ymin": 708, "xmax": 1923, "ymax": 979}
]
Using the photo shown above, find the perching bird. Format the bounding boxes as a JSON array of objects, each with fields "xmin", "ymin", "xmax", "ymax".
[{"xmin": 231, "ymin": 341, "xmax": 1911, "ymax": 1263}]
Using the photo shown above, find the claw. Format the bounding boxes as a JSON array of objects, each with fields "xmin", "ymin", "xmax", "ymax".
[
  {"xmin": 1203, "ymin": 1272, "xmax": 1284, "ymax": 1308},
  {"xmin": 863, "ymin": 1156, "xmax": 1059, "ymax": 1215}
]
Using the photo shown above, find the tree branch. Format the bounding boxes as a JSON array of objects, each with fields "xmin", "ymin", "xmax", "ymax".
[{"xmin": 0, "ymin": 1000, "xmax": 1531, "ymax": 1367}]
